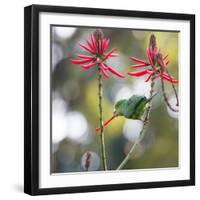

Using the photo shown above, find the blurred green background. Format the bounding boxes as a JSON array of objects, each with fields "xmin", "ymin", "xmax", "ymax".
[{"xmin": 51, "ymin": 26, "xmax": 179, "ymax": 173}]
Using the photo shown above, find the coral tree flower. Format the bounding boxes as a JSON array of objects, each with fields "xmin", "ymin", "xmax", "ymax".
[
  {"xmin": 127, "ymin": 34, "xmax": 178, "ymax": 83},
  {"xmin": 70, "ymin": 30, "xmax": 125, "ymax": 78}
]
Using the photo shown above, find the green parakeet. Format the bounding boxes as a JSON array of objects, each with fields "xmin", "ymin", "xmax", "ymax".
[{"xmin": 96, "ymin": 94, "xmax": 156, "ymax": 132}]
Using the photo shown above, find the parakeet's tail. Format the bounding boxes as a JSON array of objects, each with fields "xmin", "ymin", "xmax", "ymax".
[{"xmin": 96, "ymin": 112, "xmax": 118, "ymax": 132}]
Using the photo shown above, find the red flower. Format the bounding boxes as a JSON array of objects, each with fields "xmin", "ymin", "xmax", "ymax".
[
  {"xmin": 128, "ymin": 44, "xmax": 178, "ymax": 83},
  {"xmin": 70, "ymin": 30, "xmax": 125, "ymax": 78}
]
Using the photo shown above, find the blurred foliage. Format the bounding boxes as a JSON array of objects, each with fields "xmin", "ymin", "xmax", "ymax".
[{"xmin": 51, "ymin": 26, "xmax": 179, "ymax": 173}]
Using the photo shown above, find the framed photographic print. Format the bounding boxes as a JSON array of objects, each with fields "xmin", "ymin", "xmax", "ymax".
[{"xmin": 24, "ymin": 4, "xmax": 195, "ymax": 195}]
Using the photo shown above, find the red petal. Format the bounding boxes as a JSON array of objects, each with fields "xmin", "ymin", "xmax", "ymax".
[
  {"xmin": 147, "ymin": 70, "xmax": 153, "ymax": 74},
  {"xmin": 102, "ymin": 38, "xmax": 110, "ymax": 51},
  {"xmin": 163, "ymin": 72, "xmax": 175, "ymax": 80},
  {"xmin": 106, "ymin": 64, "xmax": 125, "ymax": 78},
  {"xmin": 128, "ymin": 69, "xmax": 148, "ymax": 76},
  {"xmin": 157, "ymin": 56, "xmax": 166, "ymax": 68},
  {"xmin": 77, "ymin": 54, "xmax": 93, "ymax": 59},
  {"xmin": 163, "ymin": 54, "xmax": 168, "ymax": 60},
  {"xmin": 79, "ymin": 42, "xmax": 93, "ymax": 53},
  {"xmin": 149, "ymin": 46, "xmax": 157, "ymax": 62},
  {"xmin": 153, "ymin": 48, "xmax": 157, "ymax": 61},
  {"xmin": 100, "ymin": 65, "xmax": 109, "ymax": 78},
  {"xmin": 172, "ymin": 79, "xmax": 178, "ymax": 83},
  {"xmin": 165, "ymin": 60, "xmax": 169, "ymax": 66},
  {"xmin": 109, "ymin": 53, "xmax": 118, "ymax": 57},
  {"xmin": 145, "ymin": 74, "xmax": 152, "ymax": 82},
  {"xmin": 146, "ymin": 48, "xmax": 153, "ymax": 66},
  {"xmin": 155, "ymin": 72, "xmax": 161, "ymax": 79},
  {"xmin": 81, "ymin": 62, "xmax": 96, "ymax": 69},
  {"xmin": 70, "ymin": 59, "xmax": 91, "ymax": 64},
  {"xmin": 100, "ymin": 38, "xmax": 104, "ymax": 52},
  {"xmin": 86, "ymin": 39, "xmax": 95, "ymax": 51},
  {"xmin": 162, "ymin": 74, "xmax": 178, "ymax": 83},
  {"xmin": 104, "ymin": 48, "xmax": 116, "ymax": 59},
  {"xmin": 90, "ymin": 34, "xmax": 98, "ymax": 53},
  {"xmin": 130, "ymin": 56, "xmax": 148, "ymax": 65},
  {"xmin": 100, "ymin": 62, "xmax": 108, "ymax": 70},
  {"xmin": 97, "ymin": 38, "xmax": 102, "ymax": 52},
  {"xmin": 131, "ymin": 63, "xmax": 149, "ymax": 68}
]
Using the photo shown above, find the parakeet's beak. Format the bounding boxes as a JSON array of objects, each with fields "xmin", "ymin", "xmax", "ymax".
[{"xmin": 96, "ymin": 111, "xmax": 118, "ymax": 132}]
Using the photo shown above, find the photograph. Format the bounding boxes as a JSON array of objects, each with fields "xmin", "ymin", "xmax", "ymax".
[
  {"xmin": 24, "ymin": 5, "xmax": 195, "ymax": 195},
  {"xmin": 51, "ymin": 26, "xmax": 179, "ymax": 173}
]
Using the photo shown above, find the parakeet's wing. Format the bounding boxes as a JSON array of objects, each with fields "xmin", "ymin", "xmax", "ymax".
[{"xmin": 124, "ymin": 95, "xmax": 146, "ymax": 119}]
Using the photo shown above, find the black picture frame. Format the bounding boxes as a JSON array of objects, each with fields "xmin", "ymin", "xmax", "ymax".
[{"xmin": 24, "ymin": 4, "xmax": 195, "ymax": 196}]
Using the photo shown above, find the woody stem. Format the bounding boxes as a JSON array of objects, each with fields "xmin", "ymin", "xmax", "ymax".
[
  {"xmin": 161, "ymin": 68, "xmax": 179, "ymax": 112},
  {"xmin": 166, "ymin": 68, "xmax": 179, "ymax": 107},
  {"xmin": 116, "ymin": 69, "xmax": 156, "ymax": 170},
  {"xmin": 98, "ymin": 65, "xmax": 108, "ymax": 170}
]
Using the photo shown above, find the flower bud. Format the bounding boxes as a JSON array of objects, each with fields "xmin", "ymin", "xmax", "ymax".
[{"xmin": 81, "ymin": 151, "xmax": 100, "ymax": 171}]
